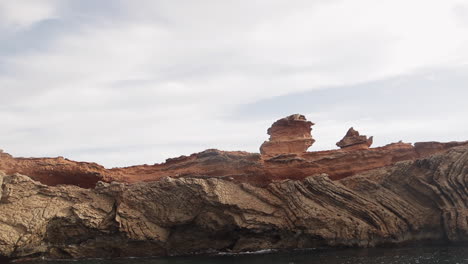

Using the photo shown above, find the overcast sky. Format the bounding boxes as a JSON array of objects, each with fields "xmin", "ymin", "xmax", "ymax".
[{"xmin": 1, "ymin": 0, "xmax": 468, "ymax": 168}]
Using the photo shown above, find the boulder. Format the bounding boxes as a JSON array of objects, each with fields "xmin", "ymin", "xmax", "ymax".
[{"xmin": 336, "ymin": 127, "xmax": 373, "ymax": 150}]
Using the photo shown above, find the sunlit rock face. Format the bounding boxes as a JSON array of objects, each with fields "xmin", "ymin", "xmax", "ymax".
[
  {"xmin": 260, "ymin": 114, "xmax": 315, "ymax": 156},
  {"xmin": 336, "ymin": 127, "xmax": 373, "ymax": 150}
]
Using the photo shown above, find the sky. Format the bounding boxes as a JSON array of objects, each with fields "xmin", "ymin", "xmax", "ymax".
[{"xmin": 1, "ymin": 0, "xmax": 468, "ymax": 168}]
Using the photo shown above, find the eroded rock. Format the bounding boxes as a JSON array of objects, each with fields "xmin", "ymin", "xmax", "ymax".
[
  {"xmin": 260, "ymin": 114, "xmax": 315, "ymax": 155},
  {"xmin": 336, "ymin": 127, "xmax": 373, "ymax": 150},
  {"xmin": 0, "ymin": 145, "xmax": 468, "ymax": 260},
  {"xmin": 0, "ymin": 114, "xmax": 467, "ymax": 188}
]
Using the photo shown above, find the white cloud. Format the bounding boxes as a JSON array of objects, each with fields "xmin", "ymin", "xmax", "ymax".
[{"xmin": 0, "ymin": 0, "xmax": 59, "ymax": 29}]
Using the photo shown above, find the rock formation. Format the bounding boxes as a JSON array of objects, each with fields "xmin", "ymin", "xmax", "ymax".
[
  {"xmin": 0, "ymin": 145, "xmax": 468, "ymax": 260},
  {"xmin": 260, "ymin": 114, "xmax": 315, "ymax": 155},
  {"xmin": 336, "ymin": 127, "xmax": 373, "ymax": 150},
  {"xmin": 0, "ymin": 113, "xmax": 468, "ymax": 261},
  {"xmin": 0, "ymin": 151, "xmax": 107, "ymax": 188},
  {"xmin": 0, "ymin": 115, "xmax": 467, "ymax": 187}
]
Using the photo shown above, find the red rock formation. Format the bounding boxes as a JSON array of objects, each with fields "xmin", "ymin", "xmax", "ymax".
[
  {"xmin": 1, "ymin": 141, "xmax": 467, "ymax": 188},
  {"xmin": 260, "ymin": 114, "xmax": 315, "ymax": 155},
  {"xmin": 0, "ymin": 114, "xmax": 467, "ymax": 188},
  {"xmin": 336, "ymin": 127, "xmax": 373, "ymax": 150},
  {"xmin": 0, "ymin": 152, "xmax": 107, "ymax": 188}
]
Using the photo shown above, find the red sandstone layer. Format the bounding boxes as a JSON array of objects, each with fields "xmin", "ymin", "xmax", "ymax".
[
  {"xmin": 1, "ymin": 114, "xmax": 466, "ymax": 188},
  {"xmin": 1, "ymin": 140, "xmax": 467, "ymax": 188}
]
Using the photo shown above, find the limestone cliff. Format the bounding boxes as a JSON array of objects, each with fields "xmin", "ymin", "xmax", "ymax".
[{"xmin": 0, "ymin": 145, "xmax": 467, "ymax": 260}]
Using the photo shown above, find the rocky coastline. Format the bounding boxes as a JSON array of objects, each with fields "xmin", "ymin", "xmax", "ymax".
[{"xmin": 0, "ymin": 114, "xmax": 467, "ymax": 261}]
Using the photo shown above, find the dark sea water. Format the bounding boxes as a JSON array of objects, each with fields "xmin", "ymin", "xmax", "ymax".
[{"xmin": 20, "ymin": 246, "xmax": 468, "ymax": 264}]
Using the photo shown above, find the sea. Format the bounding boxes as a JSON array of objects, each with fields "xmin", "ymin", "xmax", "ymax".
[{"xmin": 14, "ymin": 246, "xmax": 468, "ymax": 264}]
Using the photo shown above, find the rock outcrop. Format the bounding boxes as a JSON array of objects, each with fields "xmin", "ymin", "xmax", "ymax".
[
  {"xmin": 1, "ymin": 141, "xmax": 467, "ymax": 187},
  {"xmin": 1, "ymin": 113, "xmax": 468, "ymax": 261},
  {"xmin": 0, "ymin": 152, "xmax": 107, "ymax": 188},
  {"xmin": 260, "ymin": 114, "xmax": 315, "ymax": 155},
  {"xmin": 1, "ymin": 145, "xmax": 468, "ymax": 260},
  {"xmin": 1, "ymin": 114, "xmax": 468, "ymax": 187},
  {"xmin": 336, "ymin": 127, "xmax": 373, "ymax": 150}
]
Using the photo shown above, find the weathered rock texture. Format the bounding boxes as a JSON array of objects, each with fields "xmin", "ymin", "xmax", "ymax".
[
  {"xmin": 260, "ymin": 114, "xmax": 315, "ymax": 155},
  {"xmin": 0, "ymin": 152, "xmax": 107, "ymax": 188},
  {"xmin": 336, "ymin": 127, "xmax": 373, "ymax": 150},
  {"xmin": 1, "ymin": 141, "xmax": 467, "ymax": 188},
  {"xmin": 1, "ymin": 145, "xmax": 468, "ymax": 260},
  {"xmin": 1, "ymin": 114, "xmax": 467, "ymax": 188},
  {"xmin": 1, "ymin": 114, "xmax": 468, "ymax": 261}
]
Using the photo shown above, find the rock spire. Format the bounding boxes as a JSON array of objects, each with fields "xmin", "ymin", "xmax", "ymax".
[{"xmin": 260, "ymin": 114, "xmax": 315, "ymax": 155}]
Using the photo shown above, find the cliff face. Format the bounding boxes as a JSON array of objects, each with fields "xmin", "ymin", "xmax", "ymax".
[
  {"xmin": 0, "ymin": 145, "xmax": 467, "ymax": 259},
  {"xmin": 0, "ymin": 114, "xmax": 467, "ymax": 260},
  {"xmin": 0, "ymin": 152, "xmax": 107, "ymax": 188},
  {"xmin": 1, "ymin": 114, "xmax": 467, "ymax": 188},
  {"xmin": 1, "ymin": 142, "xmax": 467, "ymax": 188}
]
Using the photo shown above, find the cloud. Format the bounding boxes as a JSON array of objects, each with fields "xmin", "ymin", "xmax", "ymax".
[
  {"xmin": 0, "ymin": 0, "xmax": 59, "ymax": 29},
  {"xmin": 453, "ymin": 3, "xmax": 468, "ymax": 27},
  {"xmin": 0, "ymin": 0, "xmax": 467, "ymax": 167},
  {"xmin": 234, "ymin": 66, "xmax": 468, "ymax": 149}
]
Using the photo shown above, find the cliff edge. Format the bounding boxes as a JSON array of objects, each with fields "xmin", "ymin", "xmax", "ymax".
[
  {"xmin": 0, "ymin": 114, "xmax": 466, "ymax": 188},
  {"xmin": 0, "ymin": 146, "xmax": 467, "ymax": 259},
  {"xmin": 0, "ymin": 114, "xmax": 467, "ymax": 260}
]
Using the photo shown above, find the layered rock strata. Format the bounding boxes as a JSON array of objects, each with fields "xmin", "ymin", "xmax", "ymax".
[
  {"xmin": 1, "ymin": 140, "xmax": 467, "ymax": 187},
  {"xmin": 0, "ymin": 152, "xmax": 106, "ymax": 188},
  {"xmin": 0, "ymin": 145, "xmax": 467, "ymax": 260},
  {"xmin": 1, "ymin": 114, "xmax": 467, "ymax": 188},
  {"xmin": 260, "ymin": 114, "xmax": 315, "ymax": 155},
  {"xmin": 336, "ymin": 127, "xmax": 373, "ymax": 150}
]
